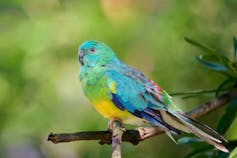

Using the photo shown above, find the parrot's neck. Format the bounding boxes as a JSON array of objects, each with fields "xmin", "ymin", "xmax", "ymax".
[
  {"xmin": 79, "ymin": 56, "xmax": 124, "ymax": 99},
  {"xmin": 79, "ymin": 61, "xmax": 110, "ymax": 101}
]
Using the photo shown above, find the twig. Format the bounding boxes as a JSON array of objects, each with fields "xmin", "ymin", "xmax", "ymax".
[
  {"xmin": 48, "ymin": 90, "xmax": 237, "ymax": 145},
  {"xmin": 170, "ymin": 88, "xmax": 229, "ymax": 96},
  {"xmin": 186, "ymin": 90, "xmax": 237, "ymax": 118},
  {"xmin": 48, "ymin": 130, "xmax": 141, "ymax": 145},
  {"xmin": 111, "ymin": 120, "xmax": 124, "ymax": 158}
]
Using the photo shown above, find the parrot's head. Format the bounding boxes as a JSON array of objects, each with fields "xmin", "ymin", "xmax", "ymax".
[{"xmin": 78, "ymin": 40, "xmax": 116, "ymax": 67}]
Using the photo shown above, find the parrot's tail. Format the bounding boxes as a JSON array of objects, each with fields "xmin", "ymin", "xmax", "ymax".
[{"xmin": 159, "ymin": 110, "xmax": 229, "ymax": 153}]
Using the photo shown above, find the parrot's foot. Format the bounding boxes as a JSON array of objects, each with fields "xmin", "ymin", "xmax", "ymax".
[
  {"xmin": 137, "ymin": 127, "xmax": 162, "ymax": 140},
  {"xmin": 107, "ymin": 119, "xmax": 126, "ymax": 132},
  {"xmin": 108, "ymin": 120, "xmax": 113, "ymax": 131}
]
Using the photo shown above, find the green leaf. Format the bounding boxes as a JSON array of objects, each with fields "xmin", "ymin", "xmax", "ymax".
[
  {"xmin": 184, "ymin": 145, "xmax": 213, "ymax": 158},
  {"xmin": 185, "ymin": 37, "xmax": 236, "ymax": 76},
  {"xmin": 171, "ymin": 89, "xmax": 221, "ymax": 96},
  {"xmin": 185, "ymin": 37, "xmax": 217, "ymax": 55},
  {"xmin": 170, "ymin": 88, "xmax": 231, "ymax": 99},
  {"xmin": 178, "ymin": 137, "xmax": 203, "ymax": 145},
  {"xmin": 215, "ymin": 79, "xmax": 236, "ymax": 96},
  {"xmin": 217, "ymin": 98, "xmax": 237, "ymax": 134},
  {"xmin": 196, "ymin": 55, "xmax": 228, "ymax": 71},
  {"xmin": 229, "ymin": 146, "xmax": 237, "ymax": 158}
]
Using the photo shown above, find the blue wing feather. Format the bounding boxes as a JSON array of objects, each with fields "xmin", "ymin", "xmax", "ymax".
[
  {"xmin": 107, "ymin": 63, "xmax": 166, "ymax": 112},
  {"xmin": 111, "ymin": 93, "xmax": 124, "ymax": 111},
  {"xmin": 106, "ymin": 61, "xmax": 181, "ymax": 134}
]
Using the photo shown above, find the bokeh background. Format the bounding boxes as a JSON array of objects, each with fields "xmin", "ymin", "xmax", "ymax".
[{"xmin": 1, "ymin": 0, "xmax": 237, "ymax": 157}]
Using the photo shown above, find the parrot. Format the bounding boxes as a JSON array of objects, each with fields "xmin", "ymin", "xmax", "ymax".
[{"xmin": 78, "ymin": 40, "xmax": 228, "ymax": 153}]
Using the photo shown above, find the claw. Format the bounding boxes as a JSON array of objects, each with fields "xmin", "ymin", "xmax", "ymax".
[
  {"xmin": 108, "ymin": 119, "xmax": 125, "ymax": 132},
  {"xmin": 107, "ymin": 120, "xmax": 114, "ymax": 132}
]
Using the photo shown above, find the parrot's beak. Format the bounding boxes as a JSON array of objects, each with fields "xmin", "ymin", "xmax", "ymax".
[{"xmin": 79, "ymin": 49, "xmax": 85, "ymax": 65}]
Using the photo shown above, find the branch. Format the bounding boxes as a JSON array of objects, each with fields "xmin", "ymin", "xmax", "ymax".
[
  {"xmin": 111, "ymin": 120, "xmax": 124, "ymax": 158},
  {"xmin": 48, "ymin": 90, "xmax": 237, "ymax": 145},
  {"xmin": 186, "ymin": 90, "xmax": 237, "ymax": 118}
]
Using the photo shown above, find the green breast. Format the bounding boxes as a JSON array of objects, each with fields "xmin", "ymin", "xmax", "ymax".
[
  {"xmin": 80, "ymin": 66, "xmax": 109, "ymax": 101},
  {"xmin": 79, "ymin": 66, "xmax": 136, "ymax": 121}
]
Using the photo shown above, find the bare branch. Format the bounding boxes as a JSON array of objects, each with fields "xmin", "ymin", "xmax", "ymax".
[
  {"xmin": 48, "ymin": 90, "xmax": 237, "ymax": 145},
  {"xmin": 111, "ymin": 120, "xmax": 124, "ymax": 158},
  {"xmin": 186, "ymin": 90, "xmax": 237, "ymax": 118},
  {"xmin": 48, "ymin": 130, "xmax": 141, "ymax": 145}
]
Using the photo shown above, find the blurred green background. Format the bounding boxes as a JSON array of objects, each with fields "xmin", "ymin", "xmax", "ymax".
[{"xmin": 1, "ymin": 0, "xmax": 237, "ymax": 157}]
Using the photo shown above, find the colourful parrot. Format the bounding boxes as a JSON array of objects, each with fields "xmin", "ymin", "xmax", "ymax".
[{"xmin": 78, "ymin": 40, "xmax": 228, "ymax": 152}]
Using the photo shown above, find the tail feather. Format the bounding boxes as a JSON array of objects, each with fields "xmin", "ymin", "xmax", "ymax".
[
  {"xmin": 188, "ymin": 124, "xmax": 229, "ymax": 153},
  {"xmin": 159, "ymin": 110, "xmax": 229, "ymax": 153},
  {"xmin": 165, "ymin": 130, "xmax": 177, "ymax": 144},
  {"xmin": 179, "ymin": 113, "xmax": 227, "ymax": 143}
]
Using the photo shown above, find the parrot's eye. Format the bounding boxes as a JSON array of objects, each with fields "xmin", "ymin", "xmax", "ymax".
[{"xmin": 89, "ymin": 48, "xmax": 95, "ymax": 53}]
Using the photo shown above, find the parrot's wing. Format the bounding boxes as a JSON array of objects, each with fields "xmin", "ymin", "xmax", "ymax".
[
  {"xmin": 106, "ymin": 65, "xmax": 228, "ymax": 148},
  {"xmin": 107, "ymin": 65, "xmax": 181, "ymax": 134}
]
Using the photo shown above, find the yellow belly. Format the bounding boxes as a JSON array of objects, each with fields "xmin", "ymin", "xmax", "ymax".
[
  {"xmin": 92, "ymin": 100, "xmax": 131, "ymax": 119},
  {"xmin": 92, "ymin": 100, "xmax": 146, "ymax": 125}
]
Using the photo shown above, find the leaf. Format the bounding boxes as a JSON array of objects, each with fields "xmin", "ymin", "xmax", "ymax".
[
  {"xmin": 184, "ymin": 145, "xmax": 213, "ymax": 158},
  {"xmin": 185, "ymin": 37, "xmax": 217, "ymax": 55},
  {"xmin": 171, "ymin": 89, "xmax": 221, "ymax": 96},
  {"xmin": 196, "ymin": 55, "xmax": 228, "ymax": 71},
  {"xmin": 178, "ymin": 137, "xmax": 203, "ymax": 145},
  {"xmin": 233, "ymin": 37, "xmax": 237, "ymax": 61},
  {"xmin": 229, "ymin": 146, "xmax": 237, "ymax": 158},
  {"xmin": 215, "ymin": 79, "xmax": 236, "ymax": 97},
  {"xmin": 170, "ymin": 88, "xmax": 231, "ymax": 99},
  {"xmin": 181, "ymin": 93, "xmax": 213, "ymax": 99},
  {"xmin": 217, "ymin": 98, "xmax": 237, "ymax": 134},
  {"xmin": 185, "ymin": 37, "xmax": 235, "ymax": 75}
]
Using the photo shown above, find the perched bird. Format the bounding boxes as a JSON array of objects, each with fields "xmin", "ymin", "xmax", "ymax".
[{"xmin": 78, "ymin": 40, "xmax": 228, "ymax": 152}]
